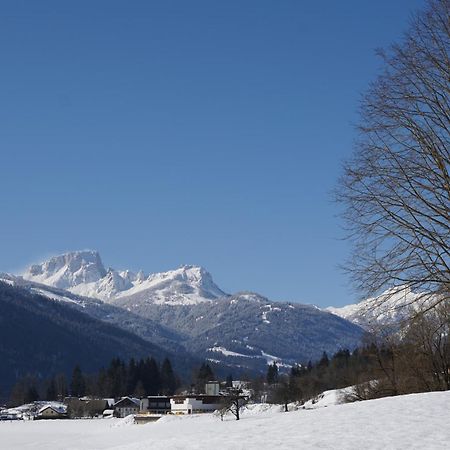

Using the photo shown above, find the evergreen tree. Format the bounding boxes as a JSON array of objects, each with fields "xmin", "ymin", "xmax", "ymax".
[
  {"xmin": 142, "ymin": 357, "xmax": 161, "ymax": 395},
  {"xmin": 133, "ymin": 380, "xmax": 146, "ymax": 398},
  {"xmin": 195, "ymin": 362, "xmax": 214, "ymax": 392},
  {"xmin": 318, "ymin": 351, "xmax": 329, "ymax": 369},
  {"xmin": 108, "ymin": 358, "xmax": 127, "ymax": 397},
  {"xmin": 266, "ymin": 362, "xmax": 279, "ymax": 385},
  {"xmin": 70, "ymin": 365, "xmax": 86, "ymax": 397},
  {"xmin": 225, "ymin": 374, "xmax": 233, "ymax": 388},
  {"xmin": 55, "ymin": 373, "xmax": 68, "ymax": 401},
  {"xmin": 197, "ymin": 362, "xmax": 214, "ymax": 381},
  {"xmin": 160, "ymin": 358, "xmax": 177, "ymax": 395},
  {"xmin": 24, "ymin": 385, "xmax": 39, "ymax": 403},
  {"xmin": 46, "ymin": 377, "xmax": 57, "ymax": 401},
  {"xmin": 127, "ymin": 358, "xmax": 139, "ymax": 394}
]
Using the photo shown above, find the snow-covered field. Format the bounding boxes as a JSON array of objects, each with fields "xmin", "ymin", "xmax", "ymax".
[{"xmin": 1, "ymin": 391, "xmax": 449, "ymax": 449}]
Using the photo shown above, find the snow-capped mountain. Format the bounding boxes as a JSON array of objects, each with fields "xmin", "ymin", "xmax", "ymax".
[
  {"xmin": 114, "ymin": 265, "xmax": 227, "ymax": 305},
  {"xmin": 25, "ymin": 250, "xmax": 107, "ymax": 289},
  {"xmin": 326, "ymin": 285, "xmax": 433, "ymax": 330},
  {"xmin": 10, "ymin": 250, "xmax": 365, "ymax": 372},
  {"xmin": 23, "ymin": 251, "xmax": 227, "ymax": 304}
]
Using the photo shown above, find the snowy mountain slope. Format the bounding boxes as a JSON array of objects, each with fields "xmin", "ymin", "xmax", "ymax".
[
  {"xmin": 326, "ymin": 285, "xmax": 433, "ymax": 330},
  {"xmin": 114, "ymin": 265, "xmax": 227, "ymax": 305},
  {"xmin": 23, "ymin": 251, "xmax": 227, "ymax": 304},
  {"xmin": 115, "ymin": 291, "xmax": 364, "ymax": 370}
]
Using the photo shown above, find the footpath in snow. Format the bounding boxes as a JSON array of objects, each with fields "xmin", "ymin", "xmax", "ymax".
[{"xmin": 0, "ymin": 390, "xmax": 449, "ymax": 449}]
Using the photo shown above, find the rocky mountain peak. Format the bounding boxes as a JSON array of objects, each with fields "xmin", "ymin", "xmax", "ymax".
[{"xmin": 24, "ymin": 250, "xmax": 107, "ymax": 289}]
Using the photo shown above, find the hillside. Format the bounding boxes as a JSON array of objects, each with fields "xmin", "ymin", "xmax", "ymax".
[
  {"xmin": 116, "ymin": 291, "xmax": 364, "ymax": 371},
  {"xmin": 0, "ymin": 282, "xmax": 181, "ymax": 397}
]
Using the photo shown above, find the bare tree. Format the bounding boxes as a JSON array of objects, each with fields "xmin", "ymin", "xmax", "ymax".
[
  {"xmin": 337, "ymin": 0, "xmax": 450, "ymax": 316},
  {"xmin": 217, "ymin": 389, "xmax": 249, "ymax": 421},
  {"xmin": 403, "ymin": 302, "xmax": 450, "ymax": 390}
]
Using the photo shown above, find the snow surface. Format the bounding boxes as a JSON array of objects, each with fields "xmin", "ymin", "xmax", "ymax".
[{"xmin": 1, "ymin": 391, "xmax": 448, "ymax": 449}]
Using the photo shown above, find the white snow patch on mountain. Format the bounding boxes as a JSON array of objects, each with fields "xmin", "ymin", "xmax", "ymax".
[{"xmin": 207, "ymin": 346, "xmax": 253, "ymax": 358}]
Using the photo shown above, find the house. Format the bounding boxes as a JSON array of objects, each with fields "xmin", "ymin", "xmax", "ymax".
[
  {"xmin": 170, "ymin": 395, "xmax": 223, "ymax": 414},
  {"xmin": 113, "ymin": 397, "xmax": 140, "ymax": 418},
  {"xmin": 205, "ymin": 381, "xmax": 220, "ymax": 396},
  {"xmin": 37, "ymin": 405, "xmax": 67, "ymax": 419},
  {"xmin": 139, "ymin": 396, "xmax": 171, "ymax": 415}
]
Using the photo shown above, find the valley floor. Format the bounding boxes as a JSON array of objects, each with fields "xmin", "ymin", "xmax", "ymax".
[{"xmin": 1, "ymin": 390, "xmax": 449, "ymax": 449}]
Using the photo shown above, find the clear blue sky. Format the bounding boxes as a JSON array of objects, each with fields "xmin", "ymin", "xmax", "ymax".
[{"xmin": 0, "ymin": 0, "xmax": 425, "ymax": 307}]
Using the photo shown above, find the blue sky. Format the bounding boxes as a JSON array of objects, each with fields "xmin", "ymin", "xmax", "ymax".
[{"xmin": 0, "ymin": 0, "xmax": 425, "ymax": 307}]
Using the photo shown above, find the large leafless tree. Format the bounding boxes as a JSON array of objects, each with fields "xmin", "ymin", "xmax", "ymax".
[{"xmin": 338, "ymin": 0, "xmax": 450, "ymax": 312}]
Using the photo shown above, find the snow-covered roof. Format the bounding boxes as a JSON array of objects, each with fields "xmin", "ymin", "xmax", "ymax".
[
  {"xmin": 38, "ymin": 404, "xmax": 66, "ymax": 414},
  {"xmin": 114, "ymin": 397, "xmax": 140, "ymax": 407}
]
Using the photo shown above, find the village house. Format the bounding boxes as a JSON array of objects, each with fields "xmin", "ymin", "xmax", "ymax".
[
  {"xmin": 37, "ymin": 405, "xmax": 67, "ymax": 419},
  {"xmin": 113, "ymin": 397, "xmax": 140, "ymax": 418},
  {"xmin": 139, "ymin": 396, "xmax": 171, "ymax": 415},
  {"xmin": 170, "ymin": 394, "xmax": 223, "ymax": 415}
]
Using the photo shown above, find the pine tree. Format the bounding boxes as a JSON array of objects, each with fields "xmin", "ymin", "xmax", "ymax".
[
  {"xmin": 55, "ymin": 373, "xmax": 68, "ymax": 401},
  {"xmin": 142, "ymin": 357, "xmax": 161, "ymax": 395},
  {"xmin": 160, "ymin": 358, "xmax": 177, "ymax": 395},
  {"xmin": 266, "ymin": 362, "xmax": 279, "ymax": 385},
  {"xmin": 24, "ymin": 385, "xmax": 39, "ymax": 403},
  {"xmin": 46, "ymin": 377, "xmax": 57, "ymax": 401},
  {"xmin": 70, "ymin": 365, "xmax": 86, "ymax": 397},
  {"xmin": 318, "ymin": 352, "xmax": 329, "ymax": 369}
]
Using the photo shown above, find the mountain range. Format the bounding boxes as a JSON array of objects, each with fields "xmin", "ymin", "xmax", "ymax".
[
  {"xmin": 23, "ymin": 250, "xmax": 225, "ymax": 304},
  {"xmin": 1, "ymin": 250, "xmax": 366, "ymax": 393}
]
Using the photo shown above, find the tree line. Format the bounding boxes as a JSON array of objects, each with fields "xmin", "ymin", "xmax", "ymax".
[
  {"xmin": 261, "ymin": 303, "xmax": 449, "ymax": 409},
  {"xmin": 9, "ymin": 356, "xmax": 180, "ymax": 406}
]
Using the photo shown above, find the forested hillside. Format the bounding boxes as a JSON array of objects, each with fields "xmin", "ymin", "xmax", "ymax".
[{"xmin": 0, "ymin": 282, "xmax": 175, "ymax": 400}]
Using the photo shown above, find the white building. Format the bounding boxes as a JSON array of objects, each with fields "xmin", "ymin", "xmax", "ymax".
[{"xmin": 170, "ymin": 395, "xmax": 223, "ymax": 414}]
